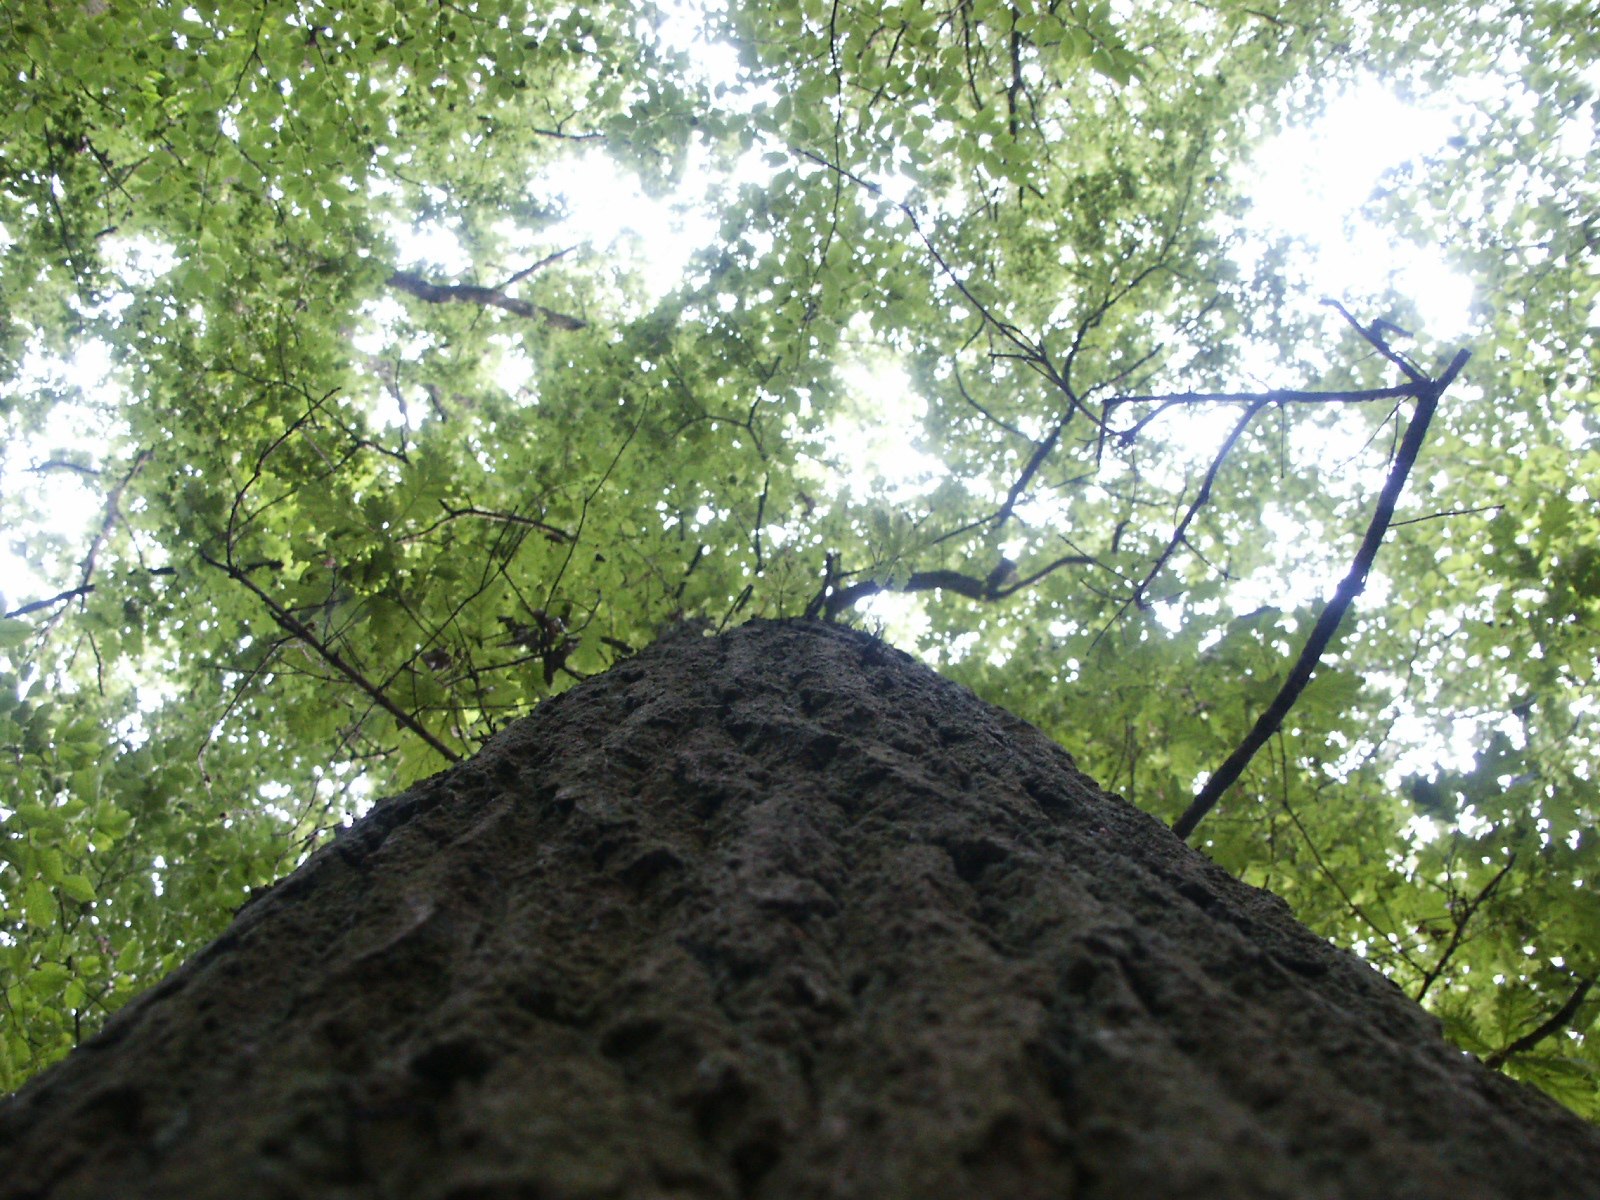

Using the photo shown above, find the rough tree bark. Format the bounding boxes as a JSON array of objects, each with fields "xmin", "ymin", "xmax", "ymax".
[{"xmin": 2, "ymin": 619, "xmax": 1598, "ymax": 1199}]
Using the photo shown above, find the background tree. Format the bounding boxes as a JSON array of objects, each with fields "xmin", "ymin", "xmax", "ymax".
[{"xmin": 0, "ymin": 0, "xmax": 1596, "ymax": 1115}]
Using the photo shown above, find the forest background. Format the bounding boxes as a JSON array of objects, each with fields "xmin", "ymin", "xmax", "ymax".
[{"xmin": 0, "ymin": 0, "xmax": 1596, "ymax": 1118}]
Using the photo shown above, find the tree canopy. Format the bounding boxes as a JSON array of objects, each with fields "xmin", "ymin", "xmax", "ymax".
[{"xmin": 0, "ymin": 0, "xmax": 1595, "ymax": 1116}]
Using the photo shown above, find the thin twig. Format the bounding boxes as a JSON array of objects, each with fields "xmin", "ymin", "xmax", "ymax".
[
  {"xmin": 1413, "ymin": 853, "xmax": 1517, "ymax": 1002},
  {"xmin": 495, "ymin": 245, "xmax": 579, "ymax": 292},
  {"xmin": 1391, "ymin": 504, "xmax": 1504, "ymax": 527},
  {"xmin": 197, "ymin": 551, "xmax": 462, "ymax": 764},
  {"xmin": 1127, "ymin": 398, "xmax": 1267, "ymax": 610}
]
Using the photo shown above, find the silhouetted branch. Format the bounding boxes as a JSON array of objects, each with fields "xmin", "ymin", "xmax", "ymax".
[
  {"xmin": 1278, "ymin": 789, "xmax": 1429, "ymax": 981},
  {"xmin": 1128, "ymin": 397, "xmax": 1268, "ymax": 610},
  {"xmin": 1391, "ymin": 505, "xmax": 1504, "ymax": 528},
  {"xmin": 1106, "ymin": 383, "xmax": 1416, "ymax": 440},
  {"xmin": 227, "ymin": 390, "xmax": 338, "ymax": 542},
  {"xmin": 821, "ymin": 568, "xmax": 987, "ymax": 617},
  {"xmin": 6, "ymin": 585, "xmax": 101, "ymax": 619},
  {"xmin": 1414, "ymin": 853, "xmax": 1518, "ymax": 1002},
  {"xmin": 1323, "ymin": 298, "xmax": 1426, "ymax": 383},
  {"xmin": 27, "ymin": 459, "xmax": 101, "ymax": 476},
  {"xmin": 388, "ymin": 269, "xmax": 586, "ymax": 331},
  {"xmin": 495, "ymin": 246, "xmax": 578, "ymax": 291},
  {"xmin": 1485, "ymin": 972, "xmax": 1597, "ymax": 1069},
  {"xmin": 814, "ymin": 546, "xmax": 1098, "ymax": 620},
  {"xmin": 435, "ymin": 502, "xmax": 573, "ymax": 544},
  {"xmin": 1173, "ymin": 346, "xmax": 1472, "ymax": 841},
  {"xmin": 1003, "ymin": 550, "xmax": 1102, "ymax": 594},
  {"xmin": 5, "ymin": 566, "xmax": 182, "ymax": 620},
  {"xmin": 16, "ymin": 450, "xmax": 153, "ymax": 636},
  {"xmin": 197, "ymin": 550, "xmax": 462, "ymax": 765},
  {"xmin": 994, "ymin": 414, "xmax": 1071, "ymax": 527}
]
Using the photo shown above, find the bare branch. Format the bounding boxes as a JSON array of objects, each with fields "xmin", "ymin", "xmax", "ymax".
[
  {"xmin": 26, "ymin": 459, "xmax": 101, "ymax": 477},
  {"xmin": 226, "ymin": 390, "xmax": 339, "ymax": 545},
  {"xmin": 952, "ymin": 365, "xmax": 1026, "ymax": 438},
  {"xmin": 1127, "ymin": 397, "xmax": 1267, "ymax": 611},
  {"xmin": 1391, "ymin": 505, "xmax": 1504, "ymax": 528},
  {"xmin": 1322, "ymin": 298, "xmax": 1426, "ymax": 384},
  {"xmin": 81, "ymin": 450, "xmax": 150, "ymax": 593},
  {"xmin": 816, "ymin": 548, "xmax": 1098, "ymax": 620},
  {"xmin": 494, "ymin": 245, "xmax": 579, "ymax": 292},
  {"xmin": 388, "ymin": 269, "xmax": 586, "ymax": 331},
  {"xmin": 436, "ymin": 502, "xmax": 573, "ymax": 544},
  {"xmin": 1000, "ymin": 550, "xmax": 1102, "ymax": 595},
  {"xmin": 197, "ymin": 550, "xmax": 462, "ymax": 765},
  {"xmin": 995, "ymin": 416, "xmax": 1072, "ymax": 527},
  {"xmin": 26, "ymin": 450, "xmax": 153, "ymax": 637},
  {"xmin": 1173, "ymin": 347, "xmax": 1472, "ymax": 841},
  {"xmin": 1413, "ymin": 853, "xmax": 1518, "ymax": 1003},
  {"xmin": 6, "ymin": 586, "xmax": 97, "ymax": 619},
  {"xmin": 1420, "ymin": 857, "xmax": 1516, "ymax": 1004},
  {"xmin": 1278, "ymin": 787, "xmax": 1429, "ymax": 981},
  {"xmin": 1106, "ymin": 382, "xmax": 1416, "ymax": 441}
]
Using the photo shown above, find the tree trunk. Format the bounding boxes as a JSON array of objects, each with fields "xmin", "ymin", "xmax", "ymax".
[{"xmin": 3, "ymin": 619, "xmax": 1597, "ymax": 1199}]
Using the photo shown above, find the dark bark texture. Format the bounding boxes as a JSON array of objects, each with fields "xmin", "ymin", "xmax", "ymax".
[{"xmin": 3, "ymin": 618, "xmax": 1598, "ymax": 1199}]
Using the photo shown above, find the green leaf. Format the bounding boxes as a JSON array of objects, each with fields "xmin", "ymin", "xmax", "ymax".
[
  {"xmin": 23, "ymin": 879, "xmax": 56, "ymax": 928},
  {"xmin": 58, "ymin": 874, "xmax": 98, "ymax": 904}
]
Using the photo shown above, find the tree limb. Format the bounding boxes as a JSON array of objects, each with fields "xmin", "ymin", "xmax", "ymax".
[
  {"xmin": 388, "ymin": 270, "xmax": 586, "ymax": 331},
  {"xmin": 1173, "ymin": 346, "xmax": 1471, "ymax": 841},
  {"xmin": 816, "ymin": 550, "xmax": 1097, "ymax": 620},
  {"xmin": 1485, "ymin": 972, "xmax": 1598, "ymax": 1070},
  {"xmin": 436, "ymin": 502, "xmax": 573, "ymax": 544},
  {"xmin": 1106, "ymin": 383, "xmax": 1416, "ymax": 441},
  {"xmin": 7, "ymin": 568, "xmax": 178, "ymax": 619},
  {"xmin": 495, "ymin": 245, "xmax": 578, "ymax": 292},
  {"xmin": 27, "ymin": 459, "xmax": 101, "ymax": 477},
  {"xmin": 1127, "ymin": 397, "xmax": 1267, "ymax": 611}
]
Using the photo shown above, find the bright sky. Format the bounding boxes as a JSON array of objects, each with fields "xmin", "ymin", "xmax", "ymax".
[{"xmin": 1244, "ymin": 84, "xmax": 1469, "ymax": 337}]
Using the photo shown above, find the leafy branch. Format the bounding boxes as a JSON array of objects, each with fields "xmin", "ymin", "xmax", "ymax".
[
  {"xmin": 790, "ymin": 145, "xmax": 1468, "ymax": 646},
  {"xmin": 195, "ymin": 391, "xmax": 466, "ymax": 764},
  {"xmin": 1486, "ymin": 972, "xmax": 1599, "ymax": 1070}
]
